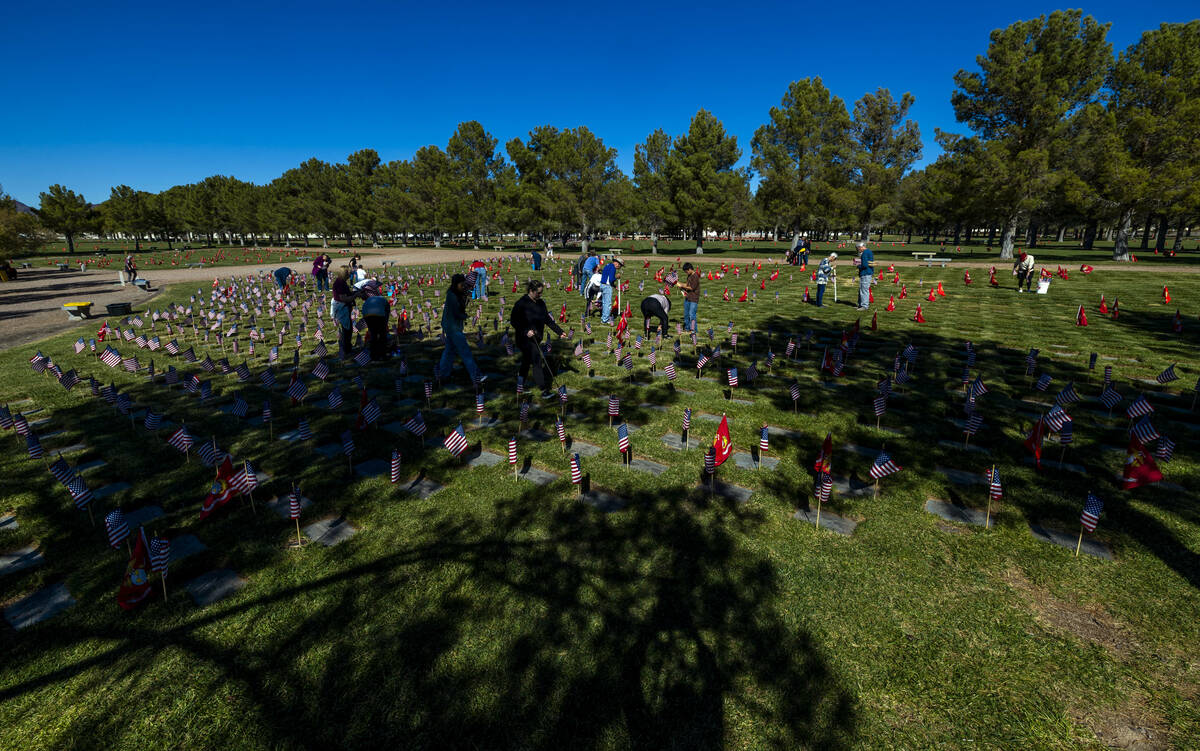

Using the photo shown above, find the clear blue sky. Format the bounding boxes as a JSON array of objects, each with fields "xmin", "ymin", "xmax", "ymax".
[{"xmin": 1, "ymin": 0, "xmax": 1195, "ymax": 206}]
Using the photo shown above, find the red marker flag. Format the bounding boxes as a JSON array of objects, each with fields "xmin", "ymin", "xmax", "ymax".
[
  {"xmin": 199, "ymin": 456, "xmax": 238, "ymax": 519},
  {"xmin": 712, "ymin": 415, "xmax": 733, "ymax": 467},
  {"xmin": 1076, "ymin": 305, "xmax": 1088, "ymax": 327},
  {"xmin": 117, "ymin": 527, "xmax": 153, "ymax": 610},
  {"xmin": 1122, "ymin": 435, "xmax": 1163, "ymax": 490}
]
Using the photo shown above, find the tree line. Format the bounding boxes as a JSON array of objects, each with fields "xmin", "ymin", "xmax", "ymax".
[{"xmin": 10, "ymin": 12, "xmax": 1199, "ymax": 262}]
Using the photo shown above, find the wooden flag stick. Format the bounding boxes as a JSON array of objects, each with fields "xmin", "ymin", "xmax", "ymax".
[
  {"xmin": 873, "ymin": 479, "xmax": 879, "ymax": 499},
  {"xmin": 1074, "ymin": 527, "xmax": 1084, "ymax": 557},
  {"xmin": 87, "ymin": 504, "xmax": 94, "ymax": 526},
  {"xmin": 161, "ymin": 577, "xmax": 168, "ymax": 601},
  {"xmin": 815, "ymin": 498, "xmax": 822, "ymax": 530},
  {"xmin": 985, "ymin": 464, "xmax": 994, "ymax": 529},
  {"xmin": 295, "ymin": 517, "xmax": 303, "ymax": 547}
]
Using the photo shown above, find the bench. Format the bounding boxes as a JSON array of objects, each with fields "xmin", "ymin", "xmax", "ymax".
[
  {"xmin": 20, "ymin": 262, "xmax": 32, "ymax": 269},
  {"xmin": 106, "ymin": 302, "xmax": 133, "ymax": 316},
  {"xmin": 493, "ymin": 246, "xmax": 504, "ymax": 252},
  {"xmin": 133, "ymin": 279, "xmax": 150, "ymax": 290},
  {"xmin": 186, "ymin": 263, "xmax": 205, "ymax": 268},
  {"xmin": 56, "ymin": 263, "xmax": 69, "ymax": 271},
  {"xmin": 925, "ymin": 257, "xmax": 952, "ymax": 268},
  {"xmin": 62, "ymin": 302, "xmax": 93, "ymax": 320},
  {"xmin": 911, "ymin": 251, "xmax": 935, "ymax": 261}
]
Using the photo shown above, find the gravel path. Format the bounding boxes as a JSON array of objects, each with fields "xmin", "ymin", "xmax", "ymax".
[{"xmin": 1, "ymin": 246, "xmax": 1188, "ymax": 353}]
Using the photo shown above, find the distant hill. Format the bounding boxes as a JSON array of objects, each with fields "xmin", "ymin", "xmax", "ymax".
[{"xmin": 12, "ymin": 199, "xmax": 35, "ymax": 215}]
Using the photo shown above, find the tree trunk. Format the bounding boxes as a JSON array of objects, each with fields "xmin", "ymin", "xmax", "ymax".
[
  {"xmin": 986, "ymin": 226, "xmax": 996, "ymax": 246},
  {"xmin": 998, "ymin": 215, "xmax": 1017, "ymax": 259},
  {"xmin": 1027, "ymin": 222, "xmax": 1039, "ymax": 248},
  {"xmin": 695, "ymin": 226, "xmax": 704, "ymax": 254},
  {"xmin": 135, "ymin": 235, "xmax": 142, "ymax": 252},
  {"xmin": 1082, "ymin": 220, "xmax": 1098, "ymax": 250},
  {"xmin": 650, "ymin": 231, "xmax": 658, "ymax": 254},
  {"xmin": 1155, "ymin": 214, "xmax": 1169, "ymax": 252},
  {"xmin": 66, "ymin": 233, "xmax": 75, "ymax": 253},
  {"xmin": 1056, "ymin": 226, "xmax": 1066, "ymax": 243},
  {"xmin": 1113, "ymin": 208, "xmax": 1134, "ymax": 261},
  {"xmin": 1140, "ymin": 213, "xmax": 1153, "ymax": 249},
  {"xmin": 434, "ymin": 231, "xmax": 442, "ymax": 249},
  {"xmin": 905, "ymin": 228, "xmax": 912, "ymax": 244},
  {"xmin": 1172, "ymin": 217, "xmax": 1184, "ymax": 251},
  {"xmin": 952, "ymin": 222, "xmax": 962, "ymax": 245},
  {"xmin": 581, "ymin": 224, "xmax": 590, "ymax": 255}
]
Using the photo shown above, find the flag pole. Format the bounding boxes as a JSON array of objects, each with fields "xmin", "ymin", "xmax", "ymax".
[
  {"xmin": 815, "ymin": 496, "xmax": 822, "ymax": 530},
  {"xmin": 161, "ymin": 574, "xmax": 168, "ymax": 601},
  {"xmin": 1074, "ymin": 526, "xmax": 1084, "ymax": 557},
  {"xmin": 985, "ymin": 464, "xmax": 994, "ymax": 529}
]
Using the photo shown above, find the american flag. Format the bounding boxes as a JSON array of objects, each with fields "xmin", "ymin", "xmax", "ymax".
[
  {"xmin": 1034, "ymin": 374, "xmax": 1052, "ymax": 392},
  {"xmin": 815, "ymin": 473, "xmax": 832, "ymax": 503},
  {"xmin": 555, "ymin": 416, "xmax": 566, "ymax": 443},
  {"xmin": 1055, "ymin": 383, "xmax": 1081, "ymax": 405},
  {"xmin": 298, "ymin": 419, "xmax": 313, "ymax": 441},
  {"xmin": 745, "ymin": 361, "xmax": 758, "ymax": 382},
  {"xmin": 608, "ymin": 395, "xmax": 619, "ymax": 417},
  {"xmin": 869, "ymin": 451, "xmax": 901, "ymax": 479},
  {"xmin": 230, "ymin": 460, "xmax": 258, "ymax": 493},
  {"xmin": 622, "ymin": 354, "xmax": 633, "ymax": 372},
  {"xmin": 167, "ymin": 426, "xmax": 193, "ymax": 452},
  {"xmin": 260, "ymin": 367, "xmax": 276, "ymax": 388},
  {"xmin": 765, "ymin": 351, "xmax": 775, "ymax": 368},
  {"xmin": 474, "ymin": 393, "xmax": 485, "ymax": 415},
  {"xmin": 197, "ymin": 439, "xmax": 222, "ymax": 466},
  {"xmin": 785, "ymin": 339, "xmax": 795, "ymax": 357},
  {"xmin": 1045, "ymin": 405, "xmax": 1072, "ymax": 432},
  {"xmin": 635, "ymin": 335, "xmax": 643, "ymax": 351},
  {"xmin": 149, "ymin": 336, "xmax": 161, "ymax": 351},
  {"xmin": 198, "ymin": 380, "xmax": 212, "ymax": 402},
  {"xmin": 423, "ymin": 380, "xmax": 433, "ymax": 400},
  {"xmin": 1080, "ymin": 493, "xmax": 1103, "ymax": 533},
  {"xmin": 444, "ymin": 424, "xmax": 468, "ymax": 457},
  {"xmin": 617, "ymin": 423, "xmax": 630, "ymax": 453},
  {"xmin": 1130, "ymin": 417, "xmax": 1159, "ymax": 443},
  {"xmin": 519, "ymin": 401, "xmax": 530, "ymax": 423},
  {"xmin": 48, "ymin": 456, "xmax": 73, "ymax": 484},
  {"xmin": 201, "ymin": 355, "xmax": 215, "ymax": 372},
  {"xmin": 570, "ymin": 453, "xmax": 582, "ymax": 484},
  {"xmin": 894, "ymin": 369, "xmax": 910, "ymax": 386},
  {"xmin": 704, "ymin": 446, "xmax": 716, "ymax": 475},
  {"xmin": 697, "ymin": 352, "xmax": 710, "ymax": 370},
  {"xmin": 902, "ymin": 343, "xmax": 917, "ymax": 362},
  {"xmin": 261, "ymin": 401, "xmax": 273, "ymax": 424},
  {"xmin": 559, "ymin": 385, "xmax": 568, "ymax": 404},
  {"xmin": 730, "ymin": 332, "xmax": 738, "ymax": 347},
  {"xmin": 964, "ymin": 413, "xmax": 983, "ymax": 437},
  {"xmin": 313, "ymin": 341, "xmax": 328, "ymax": 359},
  {"xmin": 682, "ymin": 408, "xmax": 691, "ymax": 432},
  {"xmin": 1099, "ymin": 386, "xmax": 1122, "ymax": 409},
  {"xmin": 66, "ymin": 476, "xmax": 90, "ymax": 507},
  {"xmin": 100, "ymin": 347, "xmax": 122, "ymax": 368},
  {"xmin": 404, "ymin": 412, "xmax": 427, "ymax": 437},
  {"xmin": 341, "ymin": 430, "xmax": 356, "ymax": 457},
  {"xmin": 14, "ymin": 414, "xmax": 30, "ymax": 435},
  {"xmin": 1156, "ymin": 363, "xmax": 1179, "ymax": 384},
  {"xmin": 288, "ymin": 490, "xmax": 303, "ymax": 519},
  {"xmin": 354, "ymin": 349, "xmax": 371, "ymax": 366},
  {"xmin": 105, "ymin": 510, "xmax": 129, "ymax": 549},
  {"xmin": 286, "ymin": 374, "xmax": 307, "ymax": 402},
  {"xmin": 664, "ymin": 361, "xmax": 677, "ymax": 381},
  {"xmin": 873, "ymin": 395, "xmax": 887, "ymax": 417},
  {"xmin": 74, "ymin": 338, "xmax": 86, "ymax": 354},
  {"xmin": 0, "ymin": 405, "xmax": 11, "ymax": 431},
  {"xmin": 582, "ymin": 351, "xmax": 592, "ymax": 371},
  {"xmin": 1156, "ymin": 436, "xmax": 1175, "ymax": 462},
  {"xmin": 1103, "ymin": 365, "xmax": 1112, "ymax": 385},
  {"xmin": 1024, "ymin": 348, "xmax": 1039, "ymax": 373},
  {"xmin": 1125, "ymin": 395, "xmax": 1153, "ymax": 419},
  {"xmin": 1060, "ymin": 422, "xmax": 1074, "ymax": 445},
  {"xmin": 59, "ymin": 369, "xmax": 80, "ymax": 390},
  {"xmin": 235, "ymin": 362, "xmax": 252, "ymax": 382},
  {"xmin": 1088, "ymin": 352, "xmax": 1097, "ymax": 370},
  {"xmin": 727, "ymin": 368, "xmax": 738, "ymax": 388},
  {"xmin": 508, "ymin": 437, "xmax": 518, "ymax": 465},
  {"xmin": 312, "ymin": 360, "xmax": 330, "ymax": 381},
  {"xmin": 116, "ymin": 393, "xmax": 132, "ymax": 415},
  {"xmin": 391, "ymin": 449, "xmax": 402, "ymax": 483},
  {"xmin": 674, "ymin": 339, "xmax": 682, "ymax": 356},
  {"xmin": 516, "ymin": 376, "xmax": 525, "ymax": 396},
  {"xmin": 759, "ymin": 425, "xmax": 769, "ymax": 452},
  {"xmin": 988, "ymin": 468, "xmax": 1002, "ymax": 500},
  {"xmin": 789, "ymin": 383, "xmax": 801, "ymax": 402},
  {"xmin": 961, "ymin": 365, "xmax": 970, "ymax": 386},
  {"xmin": 231, "ymin": 395, "xmax": 249, "ymax": 418},
  {"xmin": 135, "ymin": 334, "xmax": 148, "ymax": 349},
  {"xmin": 965, "ymin": 342, "xmax": 976, "ymax": 367},
  {"xmin": 269, "ymin": 346, "xmax": 279, "ymax": 363},
  {"xmin": 327, "ymin": 388, "xmax": 344, "ymax": 410}
]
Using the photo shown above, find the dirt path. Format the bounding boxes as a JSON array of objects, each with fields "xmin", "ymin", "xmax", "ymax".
[{"xmin": 1, "ymin": 246, "xmax": 1190, "ymax": 353}]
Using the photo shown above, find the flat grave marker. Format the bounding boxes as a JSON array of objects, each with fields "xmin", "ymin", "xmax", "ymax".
[
  {"xmin": 924, "ymin": 499, "xmax": 989, "ymax": 527},
  {"xmin": 303, "ymin": 517, "xmax": 359, "ymax": 547},
  {"xmin": 792, "ymin": 508, "xmax": 857, "ymax": 536},
  {"xmin": 0, "ymin": 545, "xmax": 44, "ymax": 577},
  {"xmin": 4, "ymin": 582, "xmax": 75, "ymax": 630},
  {"xmin": 1029, "ymin": 524, "xmax": 1113, "ymax": 560},
  {"xmin": 186, "ymin": 569, "xmax": 247, "ymax": 606}
]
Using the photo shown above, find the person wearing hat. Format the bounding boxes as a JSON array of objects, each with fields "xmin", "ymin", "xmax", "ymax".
[
  {"xmin": 815, "ymin": 252, "xmax": 837, "ymax": 308},
  {"xmin": 438, "ymin": 273, "xmax": 483, "ymax": 383},
  {"xmin": 854, "ymin": 242, "xmax": 873, "ymax": 310},
  {"xmin": 598, "ymin": 256, "xmax": 624, "ymax": 324},
  {"xmin": 1013, "ymin": 251, "xmax": 1036, "ymax": 292}
]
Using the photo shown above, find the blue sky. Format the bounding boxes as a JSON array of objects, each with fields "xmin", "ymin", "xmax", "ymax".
[{"xmin": 1, "ymin": 1, "xmax": 1195, "ymax": 206}]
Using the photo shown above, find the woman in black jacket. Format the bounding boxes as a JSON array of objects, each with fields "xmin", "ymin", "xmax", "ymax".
[{"xmin": 509, "ymin": 280, "xmax": 566, "ymax": 396}]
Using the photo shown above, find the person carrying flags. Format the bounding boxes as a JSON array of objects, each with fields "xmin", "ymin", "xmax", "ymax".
[
  {"xmin": 510, "ymin": 279, "xmax": 567, "ymax": 397},
  {"xmin": 331, "ymin": 266, "xmax": 359, "ymax": 359},
  {"xmin": 815, "ymin": 253, "xmax": 837, "ymax": 308},
  {"xmin": 439, "ymin": 274, "xmax": 484, "ymax": 385},
  {"xmin": 1012, "ymin": 252, "xmax": 1036, "ymax": 292}
]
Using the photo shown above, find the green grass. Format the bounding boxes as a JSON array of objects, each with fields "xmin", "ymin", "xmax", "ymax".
[{"xmin": 1, "ymin": 256, "xmax": 1198, "ymax": 749}]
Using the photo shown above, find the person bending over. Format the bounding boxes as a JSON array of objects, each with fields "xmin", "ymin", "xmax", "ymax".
[{"xmin": 510, "ymin": 279, "xmax": 566, "ymax": 397}]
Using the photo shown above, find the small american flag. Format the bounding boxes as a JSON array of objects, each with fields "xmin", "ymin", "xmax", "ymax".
[
  {"xmin": 100, "ymin": 347, "xmax": 122, "ymax": 368},
  {"xmin": 197, "ymin": 439, "xmax": 222, "ymax": 466},
  {"xmin": 815, "ymin": 473, "xmax": 832, "ymax": 503},
  {"xmin": 1130, "ymin": 417, "xmax": 1159, "ymax": 443},
  {"xmin": 59, "ymin": 369, "xmax": 80, "ymax": 390},
  {"xmin": 1080, "ymin": 493, "xmax": 1103, "ymax": 533},
  {"xmin": 74, "ymin": 338, "xmax": 86, "ymax": 354},
  {"xmin": 286, "ymin": 375, "xmax": 308, "ymax": 403},
  {"xmin": 964, "ymin": 413, "xmax": 983, "ymax": 436},
  {"xmin": 617, "ymin": 423, "xmax": 630, "ymax": 453},
  {"xmin": 1156, "ymin": 435, "xmax": 1175, "ymax": 462},
  {"xmin": 231, "ymin": 395, "xmax": 249, "ymax": 418},
  {"xmin": 622, "ymin": 354, "xmax": 633, "ymax": 372},
  {"xmin": 404, "ymin": 412, "xmax": 427, "ymax": 436},
  {"xmin": 1045, "ymin": 405, "xmax": 1072, "ymax": 432},
  {"xmin": 423, "ymin": 380, "xmax": 433, "ymax": 400},
  {"xmin": 341, "ymin": 430, "xmax": 356, "ymax": 457},
  {"xmin": 313, "ymin": 341, "xmax": 328, "ymax": 359},
  {"xmin": 67, "ymin": 475, "xmax": 90, "ymax": 507},
  {"xmin": 559, "ymin": 385, "xmax": 568, "ymax": 404},
  {"xmin": 1088, "ymin": 352, "xmax": 1097, "ymax": 370},
  {"xmin": 298, "ymin": 419, "xmax": 313, "ymax": 441},
  {"xmin": 674, "ymin": 339, "xmax": 681, "ymax": 356},
  {"xmin": 1055, "ymin": 382, "xmax": 1080, "ymax": 405},
  {"xmin": 1099, "ymin": 387, "xmax": 1122, "ymax": 409},
  {"xmin": 167, "ymin": 426, "xmax": 193, "ymax": 452},
  {"xmin": 869, "ymin": 451, "xmax": 901, "ymax": 479},
  {"xmin": 475, "ymin": 393, "xmax": 485, "ymax": 414},
  {"xmin": 149, "ymin": 537, "xmax": 170, "ymax": 576},
  {"xmin": 231, "ymin": 460, "xmax": 258, "ymax": 493},
  {"xmin": 508, "ymin": 437, "xmax": 518, "ymax": 465},
  {"xmin": 312, "ymin": 360, "xmax": 330, "ymax": 381},
  {"xmin": 1103, "ymin": 365, "xmax": 1112, "ymax": 384},
  {"xmin": 727, "ymin": 368, "xmax": 738, "ymax": 388},
  {"xmin": 262, "ymin": 401, "xmax": 273, "ymax": 423},
  {"xmin": 105, "ymin": 510, "xmax": 129, "ymax": 549},
  {"xmin": 327, "ymin": 388, "xmax": 344, "ymax": 410},
  {"xmin": 704, "ymin": 446, "xmax": 716, "ymax": 476},
  {"xmin": 519, "ymin": 401, "xmax": 530, "ymax": 423},
  {"xmin": 166, "ymin": 339, "xmax": 182, "ymax": 355},
  {"xmin": 354, "ymin": 349, "xmax": 371, "ymax": 366},
  {"xmin": 790, "ymin": 383, "xmax": 801, "ymax": 402},
  {"xmin": 260, "ymin": 368, "xmax": 276, "ymax": 388},
  {"xmin": 48, "ymin": 456, "xmax": 73, "ymax": 484},
  {"xmin": 608, "ymin": 395, "xmax": 619, "ymax": 417},
  {"xmin": 582, "ymin": 351, "xmax": 592, "ymax": 370},
  {"xmin": 391, "ymin": 450, "xmax": 402, "ymax": 483},
  {"xmin": 201, "ymin": 355, "xmax": 215, "ymax": 372},
  {"xmin": 902, "ymin": 343, "xmax": 917, "ymax": 362},
  {"xmin": 682, "ymin": 408, "xmax": 691, "ymax": 432},
  {"xmin": 697, "ymin": 352, "xmax": 710, "ymax": 370},
  {"xmin": 1034, "ymin": 374, "xmax": 1052, "ymax": 392},
  {"xmin": 288, "ymin": 490, "xmax": 303, "ymax": 520},
  {"xmin": 444, "ymin": 424, "xmax": 468, "ymax": 457},
  {"xmin": 759, "ymin": 425, "xmax": 769, "ymax": 452},
  {"xmin": 988, "ymin": 468, "xmax": 1002, "ymax": 500},
  {"xmin": 873, "ymin": 396, "xmax": 887, "ymax": 417},
  {"xmin": 236, "ymin": 362, "xmax": 252, "ymax": 382},
  {"xmin": 556, "ymin": 417, "xmax": 566, "ymax": 443},
  {"xmin": 1059, "ymin": 422, "xmax": 1074, "ymax": 445},
  {"xmin": 1156, "ymin": 364, "xmax": 1179, "ymax": 384},
  {"xmin": 664, "ymin": 361, "xmax": 677, "ymax": 381},
  {"xmin": 570, "ymin": 453, "xmax": 582, "ymax": 484},
  {"xmin": 1125, "ymin": 395, "xmax": 1153, "ymax": 419}
]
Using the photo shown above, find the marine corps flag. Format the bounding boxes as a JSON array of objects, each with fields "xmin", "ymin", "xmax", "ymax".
[
  {"xmin": 1122, "ymin": 435, "xmax": 1163, "ymax": 490},
  {"xmin": 712, "ymin": 415, "xmax": 733, "ymax": 467},
  {"xmin": 117, "ymin": 527, "xmax": 153, "ymax": 610},
  {"xmin": 199, "ymin": 456, "xmax": 238, "ymax": 519},
  {"xmin": 1024, "ymin": 417, "xmax": 1046, "ymax": 468},
  {"xmin": 813, "ymin": 432, "xmax": 833, "ymax": 475}
]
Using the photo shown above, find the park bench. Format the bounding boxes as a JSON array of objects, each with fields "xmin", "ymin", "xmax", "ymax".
[
  {"xmin": 925, "ymin": 257, "xmax": 952, "ymax": 268},
  {"xmin": 910, "ymin": 251, "xmax": 935, "ymax": 262},
  {"xmin": 186, "ymin": 263, "xmax": 205, "ymax": 268},
  {"xmin": 62, "ymin": 302, "xmax": 93, "ymax": 320},
  {"xmin": 56, "ymin": 263, "xmax": 69, "ymax": 271},
  {"xmin": 133, "ymin": 279, "xmax": 150, "ymax": 290},
  {"xmin": 106, "ymin": 302, "xmax": 133, "ymax": 316},
  {"xmin": 492, "ymin": 246, "xmax": 504, "ymax": 252},
  {"xmin": 19, "ymin": 262, "xmax": 31, "ymax": 269}
]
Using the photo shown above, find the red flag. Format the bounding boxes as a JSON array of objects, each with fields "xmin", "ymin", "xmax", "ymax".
[
  {"xmin": 1080, "ymin": 264, "xmax": 1093, "ymax": 274},
  {"xmin": 117, "ymin": 528, "xmax": 153, "ymax": 610},
  {"xmin": 1112, "ymin": 297, "xmax": 1120, "ymax": 319},
  {"xmin": 199, "ymin": 457, "xmax": 238, "ymax": 519},
  {"xmin": 936, "ymin": 281, "xmax": 946, "ymax": 297},
  {"xmin": 893, "ymin": 273, "xmax": 899, "ymax": 284},
  {"xmin": 803, "ymin": 286, "xmax": 810, "ymax": 303},
  {"xmin": 913, "ymin": 304, "xmax": 925, "ymax": 323},
  {"xmin": 1162, "ymin": 285, "xmax": 1170, "ymax": 304},
  {"xmin": 615, "ymin": 304, "xmax": 631, "ymax": 342},
  {"xmin": 1122, "ymin": 435, "xmax": 1163, "ymax": 490},
  {"xmin": 1076, "ymin": 305, "xmax": 1088, "ymax": 326},
  {"xmin": 713, "ymin": 415, "xmax": 733, "ymax": 467},
  {"xmin": 927, "ymin": 288, "xmax": 936, "ymax": 302},
  {"xmin": 760, "ymin": 279, "xmax": 766, "ymax": 290},
  {"xmin": 870, "ymin": 311, "xmax": 878, "ymax": 330},
  {"xmin": 964, "ymin": 270, "xmax": 972, "ymax": 285},
  {"xmin": 97, "ymin": 320, "xmax": 111, "ymax": 342},
  {"xmin": 558, "ymin": 303, "xmax": 567, "ymax": 323},
  {"xmin": 813, "ymin": 432, "xmax": 832, "ymax": 475},
  {"xmin": 1173, "ymin": 309, "xmax": 1182, "ymax": 333},
  {"xmin": 1023, "ymin": 417, "xmax": 1046, "ymax": 468},
  {"xmin": 868, "ymin": 287, "xmax": 874, "ymax": 303},
  {"xmin": 989, "ymin": 270, "xmax": 998, "ymax": 287},
  {"xmin": 899, "ymin": 285, "xmax": 907, "ymax": 299},
  {"xmin": 723, "ymin": 287, "xmax": 731, "ymax": 301},
  {"xmin": 886, "ymin": 295, "xmax": 895, "ymax": 312},
  {"xmin": 1098, "ymin": 294, "xmax": 1108, "ymax": 314},
  {"xmin": 737, "ymin": 288, "xmax": 748, "ymax": 302}
]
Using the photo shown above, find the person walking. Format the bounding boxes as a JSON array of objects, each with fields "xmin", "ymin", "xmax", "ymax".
[
  {"xmin": 438, "ymin": 274, "xmax": 483, "ymax": 383},
  {"xmin": 799, "ymin": 235, "xmax": 811, "ymax": 266},
  {"xmin": 854, "ymin": 242, "xmax": 873, "ymax": 310},
  {"xmin": 599, "ymin": 257, "xmax": 624, "ymax": 324},
  {"xmin": 510, "ymin": 279, "xmax": 567, "ymax": 396},
  {"xmin": 124, "ymin": 254, "xmax": 138, "ymax": 284},
  {"xmin": 469, "ymin": 259, "xmax": 488, "ymax": 300},
  {"xmin": 330, "ymin": 266, "xmax": 357, "ymax": 359},
  {"xmin": 815, "ymin": 252, "xmax": 837, "ymax": 307},
  {"xmin": 579, "ymin": 249, "xmax": 600, "ymax": 297},
  {"xmin": 1013, "ymin": 251, "xmax": 1036, "ymax": 292},
  {"xmin": 680, "ymin": 263, "xmax": 701, "ymax": 332}
]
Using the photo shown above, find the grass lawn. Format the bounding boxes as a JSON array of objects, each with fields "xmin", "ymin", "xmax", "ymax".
[{"xmin": 1, "ymin": 256, "xmax": 1197, "ymax": 749}]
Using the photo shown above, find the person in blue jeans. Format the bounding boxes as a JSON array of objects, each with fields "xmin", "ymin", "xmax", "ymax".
[
  {"xmin": 815, "ymin": 252, "xmax": 837, "ymax": 307},
  {"xmin": 681, "ymin": 263, "xmax": 701, "ymax": 332},
  {"xmin": 438, "ymin": 274, "xmax": 483, "ymax": 383},
  {"xmin": 855, "ymin": 242, "xmax": 873, "ymax": 310},
  {"xmin": 599, "ymin": 258, "xmax": 624, "ymax": 324},
  {"xmin": 579, "ymin": 250, "xmax": 599, "ymax": 297}
]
